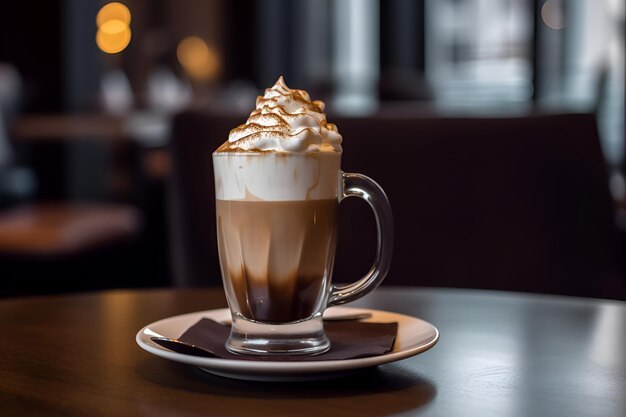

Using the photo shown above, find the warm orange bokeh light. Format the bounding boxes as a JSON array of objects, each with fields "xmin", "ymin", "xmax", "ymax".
[
  {"xmin": 176, "ymin": 36, "xmax": 221, "ymax": 82},
  {"xmin": 96, "ymin": 27, "xmax": 132, "ymax": 54},
  {"xmin": 96, "ymin": 2, "xmax": 131, "ymax": 27},
  {"xmin": 99, "ymin": 19, "xmax": 128, "ymax": 35},
  {"xmin": 96, "ymin": 2, "xmax": 131, "ymax": 54}
]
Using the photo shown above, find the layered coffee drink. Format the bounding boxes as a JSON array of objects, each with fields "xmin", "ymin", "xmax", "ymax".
[
  {"xmin": 216, "ymin": 199, "xmax": 337, "ymax": 322},
  {"xmin": 213, "ymin": 77, "xmax": 343, "ymax": 324}
]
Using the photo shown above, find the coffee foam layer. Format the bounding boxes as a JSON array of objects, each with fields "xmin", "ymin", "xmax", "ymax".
[
  {"xmin": 213, "ymin": 153, "xmax": 340, "ymax": 201},
  {"xmin": 215, "ymin": 76, "xmax": 342, "ymax": 154}
]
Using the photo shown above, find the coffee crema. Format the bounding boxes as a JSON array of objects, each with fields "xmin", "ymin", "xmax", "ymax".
[{"xmin": 216, "ymin": 198, "xmax": 338, "ymax": 323}]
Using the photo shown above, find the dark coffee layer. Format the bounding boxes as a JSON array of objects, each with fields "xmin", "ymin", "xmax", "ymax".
[{"xmin": 216, "ymin": 198, "xmax": 337, "ymax": 323}]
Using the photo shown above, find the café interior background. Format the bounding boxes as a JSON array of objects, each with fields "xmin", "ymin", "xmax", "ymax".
[{"xmin": 0, "ymin": 0, "xmax": 624, "ymax": 298}]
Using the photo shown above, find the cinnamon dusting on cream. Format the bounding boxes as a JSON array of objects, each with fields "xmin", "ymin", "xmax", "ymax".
[{"xmin": 215, "ymin": 77, "xmax": 342, "ymax": 154}]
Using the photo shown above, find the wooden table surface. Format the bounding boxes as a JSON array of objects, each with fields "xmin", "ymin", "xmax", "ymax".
[{"xmin": 0, "ymin": 287, "xmax": 624, "ymax": 417}]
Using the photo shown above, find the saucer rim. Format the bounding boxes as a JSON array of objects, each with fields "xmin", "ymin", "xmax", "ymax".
[{"xmin": 136, "ymin": 306, "xmax": 439, "ymax": 376}]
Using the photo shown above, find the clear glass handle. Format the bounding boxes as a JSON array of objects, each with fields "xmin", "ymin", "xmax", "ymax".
[{"xmin": 328, "ymin": 171, "xmax": 394, "ymax": 306}]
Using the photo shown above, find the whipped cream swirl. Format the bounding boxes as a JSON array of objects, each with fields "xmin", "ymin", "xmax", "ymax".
[{"xmin": 216, "ymin": 77, "xmax": 342, "ymax": 153}]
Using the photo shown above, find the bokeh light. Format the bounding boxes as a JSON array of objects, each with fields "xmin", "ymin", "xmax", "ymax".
[
  {"xmin": 99, "ymin": 19, "xmax": 128, "ymax": 35},
  {"xmin": 96, "ymin": 27, "xmax": 132, "ymax": 54},
  {"xmin": 96, "ymin": 2, "xmax": 132, "ymax": 54},
  {"xmin": 541, "ymin": 0, "xmax": 565, "ymax": 30},
  {"xmin": 176, "ymin": 36, "xmax": 221, "ymax": 82},
  {"xmin": 96, "ymin": 2, "xmax": 131, "ymax": 27}
]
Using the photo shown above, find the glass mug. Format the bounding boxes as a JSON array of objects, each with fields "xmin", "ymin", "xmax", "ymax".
[{"xmin": 213, "ymin": 151, "xmax": 393, "ymax": 355}]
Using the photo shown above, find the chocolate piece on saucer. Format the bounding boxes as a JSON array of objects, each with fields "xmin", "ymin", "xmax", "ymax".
[{"xmin": 178, "ymin": 318, "xmax": 397, "ymax": 361}]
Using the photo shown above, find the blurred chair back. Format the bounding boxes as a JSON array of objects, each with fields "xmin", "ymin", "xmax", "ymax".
[
  {"xmin": 168, "ymin": 111, "xmax": 625, "ymax": 299},
  {"xmin": 168, "ymin": 112, "xmax": 234, "ymax": 287},
  {"xmin": 337, "ymin": 113, "xmax": 624, "ymax": 299}
]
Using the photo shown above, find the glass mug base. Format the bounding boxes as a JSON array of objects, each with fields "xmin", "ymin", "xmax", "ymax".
[{"xmin": 226, "ymin": 314, "xmax": 330, "ymax": 356}]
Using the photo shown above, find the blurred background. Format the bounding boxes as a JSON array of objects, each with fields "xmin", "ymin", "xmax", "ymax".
[{"xmin": 0, "ymin": 0, "xmax": 624, "ymax": 299}]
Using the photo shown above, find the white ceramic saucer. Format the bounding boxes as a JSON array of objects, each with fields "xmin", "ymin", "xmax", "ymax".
[{"xmin": 136, "ymin": 307, "xmax": 439, "ymax": 381}]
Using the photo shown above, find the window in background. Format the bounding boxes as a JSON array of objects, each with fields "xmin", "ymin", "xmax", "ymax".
[
  {"xmin": 332, "ymin": 0, "xmax": 380, "ymax": 114},
  {"xmin": 425, "ymin": 0, "xmax": 624, "ymax": 171},
  {"xmin": 563, "ymin": 0, "xmax": 625, "ymax": 168},
  {"xmin": 536, "ymin": 0, "xmax": 624, "ymax": 169},
  {"xmin": 425, "ymin": 0, "xmax": 533, "ymax": 109},
  {"xmin": 255, "ymin": 0, "xmax": 380, "ymax": 115}
]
